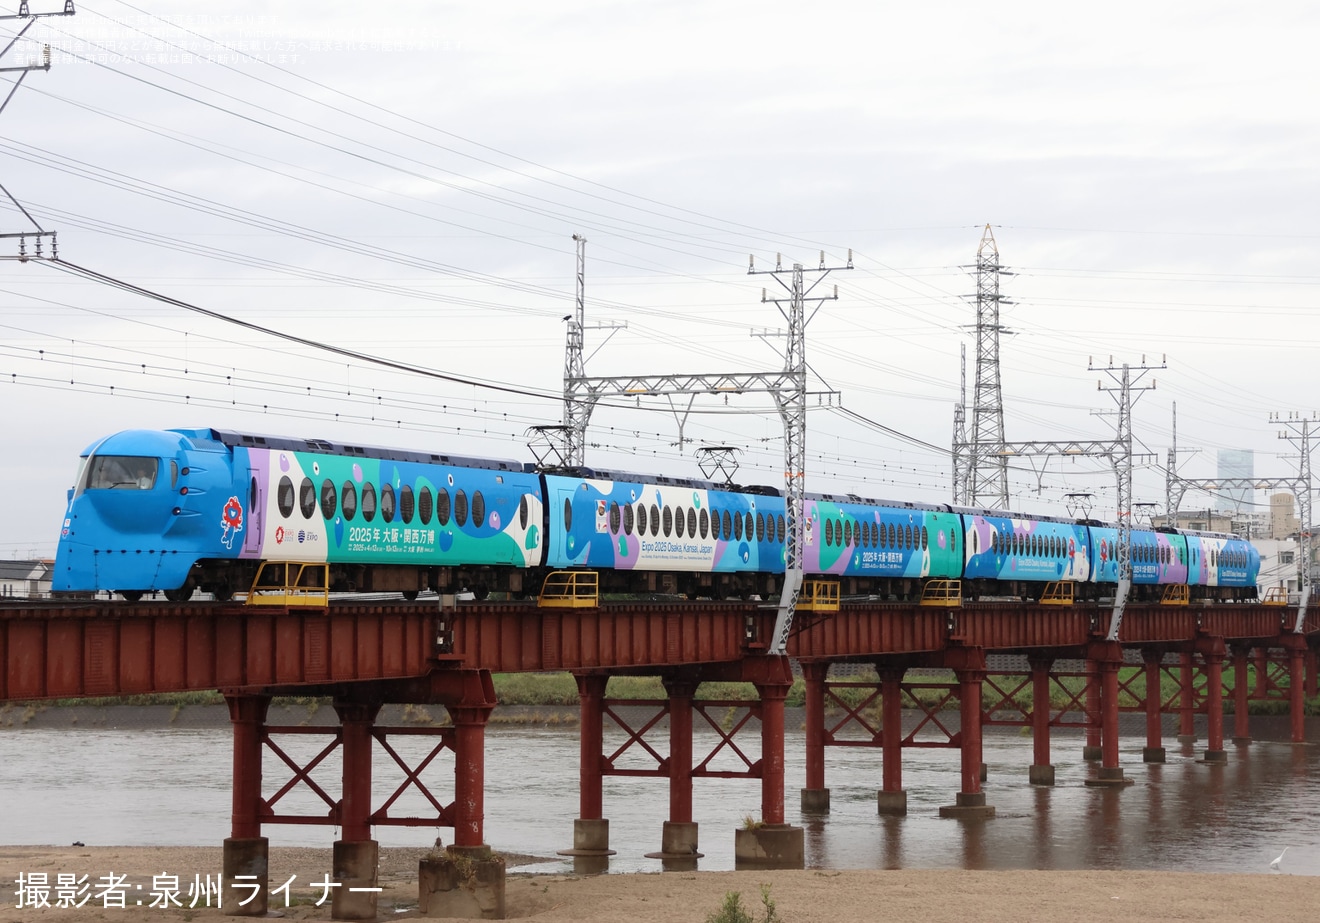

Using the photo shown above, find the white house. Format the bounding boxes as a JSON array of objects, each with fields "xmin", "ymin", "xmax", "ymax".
[{"xmin": 0, "ymin": 560, "xmax": 53, "ymax": 599}]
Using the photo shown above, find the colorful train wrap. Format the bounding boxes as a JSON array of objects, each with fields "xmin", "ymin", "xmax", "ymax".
[{"xmin": 52, "ymin": 428, "xmax": 1262, "ymax": 603}]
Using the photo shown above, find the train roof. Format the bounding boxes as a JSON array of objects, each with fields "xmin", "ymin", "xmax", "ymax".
[
  {"xmin": 949, "ymin": 505, "xmax": 1080, "ymax": 526},
  {"xmin": 184, "ymin": 429, "xmax": 527, "ymax": 473}
]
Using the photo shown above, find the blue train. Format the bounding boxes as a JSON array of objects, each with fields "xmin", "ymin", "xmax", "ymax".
[{"xmin": 52, "ymin": 427, "xmax": 1262, "ymax": 603}]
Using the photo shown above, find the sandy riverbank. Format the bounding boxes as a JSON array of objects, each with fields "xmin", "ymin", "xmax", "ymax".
[{"xmin": 1, "ymin": 846, "xmax": 1315, "ymax": 922}]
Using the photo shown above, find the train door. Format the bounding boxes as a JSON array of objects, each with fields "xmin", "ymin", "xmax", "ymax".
[
  {"xmin": 544, "ymin": 477, "xmax": 580, "ymax": 568},
  {"xmin": 242, "ymin": 469, "xmax": 263, "ymax": 557}
]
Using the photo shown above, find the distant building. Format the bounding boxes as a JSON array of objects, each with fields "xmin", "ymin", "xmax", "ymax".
[
  {"xmin": 1216, "ymin": 448, "xmax": 1253, "ymax": 513},
  {"xmin": 1270, "ymin": 492, "xmax": 1301, "ymax": 540},
  {"xmin": 0, "ymin": 559, "xmax": 53, "ymax": 599}
]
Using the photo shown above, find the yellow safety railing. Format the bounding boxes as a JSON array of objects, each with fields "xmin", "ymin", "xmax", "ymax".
[
  {"xmin": 244, "ymin": 561, "xmax": 329, "ymax": 608},
  {"xmin": 1262, "ymin": 586, "xmax": 1289, "ymax": 606},
  {"xmin": 1039, "ymin": 582, "xmax": 1075, "ymax": 606},
  {"xmin": 920, "ymin": 579, "xmax": 962, "ymax": 607},
  {"xmin": 1161, "ymin": 584, "xmax": 1190, "ymax": 606},
  {"xmin": 798, "ymin": 579, "xmax": 840, "ymax": 613},
  {"xmin": 538, "ymin": 570, "xmax": 599, "ymax": 608}
]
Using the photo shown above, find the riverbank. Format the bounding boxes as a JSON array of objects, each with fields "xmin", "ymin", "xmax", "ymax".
[{"xmin": 2, "ymin": 846, "xmax": 1314, "ymax": 922}]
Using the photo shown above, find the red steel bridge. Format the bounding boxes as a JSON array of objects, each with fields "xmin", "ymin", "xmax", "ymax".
[{"xmin": 2, "ymin": 597, "xmax": 1316, "ymax": 917}]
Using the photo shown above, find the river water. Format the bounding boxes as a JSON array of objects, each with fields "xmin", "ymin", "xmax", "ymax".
[{"xmin": 2, "ymin": 717, "xmax": 1317, "ymax": 876}]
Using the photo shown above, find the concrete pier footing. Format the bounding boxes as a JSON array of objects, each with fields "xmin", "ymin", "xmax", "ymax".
[
  {"xmin": 331, "ymin": 839, "xmax": 380, "ymax": 921},
  {"xmin": 733, "ymin": 823, "xmax": 805, "ymax": 870},
  {"xmin": 1028, "ymin": 764, "xmax": 1056, "ymax": 786},
  {"xmin": 221, "ymin": 836, "xmax": 268, "ymax": 918},
  {"xmin": 1084, "ymin": 766, "xmax": 1134, "ymax": 788},
  {"xmin": 800, "ymin": 788, "xmax": 831, "ymax": 814},
  {"xmin": 419, "ymin": 845, "xmax": 507, "ymax": 920},
  {"xmin": 876, "ymin": 790, "xmax": 908, "ymax": 816},
  {"xmin": 938, "ymin": 792, "xmax": 995, "ymax": 819}
]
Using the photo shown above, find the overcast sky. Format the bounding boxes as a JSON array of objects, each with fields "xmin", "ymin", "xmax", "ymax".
[{"xmin": 2, "ymin": 0, "xmax": 1318, "ymax": 558}]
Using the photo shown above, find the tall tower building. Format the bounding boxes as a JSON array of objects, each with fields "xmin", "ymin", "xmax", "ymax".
[{"xmin": 1216, "ymin": 449, "xmax": 1253, "ymax": 513}]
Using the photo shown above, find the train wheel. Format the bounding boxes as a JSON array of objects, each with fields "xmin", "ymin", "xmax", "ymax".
[
  {"xmin": 119, "ymin": 590, "xmax": 143, "ymax": 602},
  {"xmin": 472, "ymin": 585, "xmax": 490, "ymax": 601},
  {"xmin": 164, "ymin": 584, "xmax": 195, "ymax": 603},
  {"xmin": 213, "ymin": 585, "xmax": 235, "ymax": 603},
  {"xmin": 401, "ymin": 590, "xmax": 419, "ymax": 601}
]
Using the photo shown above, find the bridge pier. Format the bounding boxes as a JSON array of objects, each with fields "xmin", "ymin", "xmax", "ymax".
[
  {"xmin": 646, "ymin": 678, "xmax": 702, "ymax": 868},
  {"xmin": 1176, "ymin": 652, "xmax": 1197, "ymax": 743},
  {"xmin": 1198, "ymin": 640, "xmax": 1229, "ymax": 763},
  {"xmin": 800, "ymin": 662, "xmax": 831, "ymax": 814},
  {"xmin": 939, "ymin": 648, "xmax": 994, "ymax": 818},
  {"xmin": 332, "ymin": 702, "xmax": 382, "ymax": 921},
  {"xmin": 1231, "ymin": 645, "xmax": 1252, "ymax": 745},
  {"xmin": 878, "ymin": 666, "xmax": 908, "ymax": 813},
  {"xmin": 1082, "ymin": 659, "xmax": 1102, "ymax": 761},
  {"xmin": 735, "ymin": 666, "xmax": 804, "ymax": 868},
  {"xmin": 1028, "ymin": 656, "xmax": 1055, "ymax": 785},
  {"xmin": 559, "ymin": 674, "xmax": 614, "ymax": 872},
  {"xmin": 1085, "ymin": 643, "xmax": 1132, "ymax": 787},
  {"xmin": 223, "ymin": 694, "xmax": 271, "ymax": 918},
  {"xmin": 1287, "ymin": 636, "xmax": 1308, "ymax": 744},
  {"xmin": 1141, "ymin": 650, "xmax": 1166, "ymax": 763}
]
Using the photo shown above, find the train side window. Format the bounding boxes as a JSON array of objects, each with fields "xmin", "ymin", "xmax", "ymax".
[
  {"xmin": 400, "ymin": 485, "xmax": 415, "ymax": 524},
  {"xmin": 299, "ymin": 478, "xmax": 316, "ymax": 519},
  {"xmin": 420, "ymin": 487, "xmax": 434, "ymax": 525},
  {"xmin": 662, "ymin": 505, "xmax": 674, "ymax": 536},
  {"xmin": 922, "ymin": 526, "xmax": 928, "ymax": 550},
  {"xmin": 341, "ymin": 482, "xmax": 357, "ymax": 521},
  {"xmin": 675, "ymin": 507, "xmax": 686, "ymax": 538},
  {"xmin": 471, "ymin": 491, "xmax": 485, "ymax": 528},
  {"xmin": 170, "ymin": 460, "xmax": 178, "ymax": 489},
  {"xmin": 950, "ymin": 529, "xmax": 957, "ymax": 555},
  {"xmin": 623, "ymin": 503, "xmax": 634, "ymax": 535},
  {"xmin": 651, "ymin": 504, "xmax": 661, "ymax": 537},
  {"xmin": 277, "ymin": 476, "xmax": 295, "ymax": 518},
  {"xmin": 777, "ymin": 514, "xmax": 786, "ymax": 543},
  {"xmin": 722, "ymin": 510, "xmax": 733, "ymax": 541},
  {"xmin": 742, "ymin": 512, "xmax": 752, "ymax": 542},
  {"xmin": 437, "ymin": 489, "xmax": 452, "ymax": 526},
  {"xmin": 380, "ymin": 484, "xmax": 396, "ymax": 523},
  {"xmin": 609, "ymin": 501, "xmax": 621, "ymax": 534},
  {"xmin": 637, "ymin": 504, "xmax": 648, "ymax": 535},
  {"xmin": 454, "ymin": 490, "xmax": 469, "ymax": 527},
  {"xmin": 825, "ymin": 519, "xmax": 834, "ymax": 547},
  {"xmin": 733, "ymin": 510, "xmax": 744, "ymax": 541},
  {"xmin": 320, "ymin": 479, "xmax": 337, "ymax": 519},
  {"xmin": 687, "ymin": 508, "xmax": 697, "ymax": 538},
  {"xmin": 361, "ymin": 483, "xmax": 377, "ymax": 522},
  {"xmin": 905, "ymin": 524, "xmax": 913, "ymax": 549},
  {"xmin": 760, "ymin": 514, "xmax": 768, "ymax": 544},
  {"xmin": 880, "ymin": 524, "xmax": 888, "ymax": 548},
  {"xmin": 562, "ymin": 497, "xmax": 572, "ymax": 532},
  {"xmin": 699, "ymin": 508, "xmax": 709, "ymax": 539},
  {"xmin": 249, "ymin": 476, "xmax": 258, "ymax": 514},
  {"xmin": 518, "ymin": 494, "xmax": 528, "ymax": 530}
]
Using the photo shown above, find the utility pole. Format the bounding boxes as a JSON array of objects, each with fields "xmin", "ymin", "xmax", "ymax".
[
  {"xmin": 0, "ymin": 1, "xmax": 74, "ymax": 262},
  {"xmin": 1275, "ymin": 413, "xmax": 1315, "ymax": 632},
  {"xmin": 1091, "ymin": 355, "xmax": 1162, "ymax": 639},
  {"xmin": 951, "ymin": 342, "xmax": 970, "ymax": 504},
  {"xmin": 532, "ymin": 248, "xmax": 851, "ymax": 654},
  {"xmin": 966, "ymin": 225, "xmax": 1012, "ymax": 509}
]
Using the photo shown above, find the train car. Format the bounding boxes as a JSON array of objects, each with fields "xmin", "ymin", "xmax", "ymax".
[
  {"xmin": 1183, "ymin": 530, "xmax": 1260, "ymax": 601},
  {"xmin": 804, "ymin": 496, "xmax": 961, "ymax": 594},
  {"xmin": 958, "ymin": 507, "xmax": 1092, "ymax": 600},
  {"xmin": 54, "ymin": 428, "xmax": 544, "ymax": 600}
]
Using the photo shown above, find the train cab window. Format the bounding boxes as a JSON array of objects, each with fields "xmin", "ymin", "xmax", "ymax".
[
  {"xmin": 471, "ymin": 491, "xmax": 485, "ymax": 528},
  {"xmin": 722, "ymin": 510, "xmax": 733, "ymax": 541},
  {"xmin": 86, "ymin": 455, "xmax": 159, "ymax": 491},
  {"xmin": 662, "ymin": 505, "xmax": 674, "ymax": 536},
  {"xmin": 675, "ymin": 506, "xmax": 686, "ymax": 538},
  {"xmin": 437, "ymin": 488, "xmax": 452, "ymax": 526},
  {"xmin": 277, "ymin": 476, "xmax": 295, "ymax": 518},
  {"xmin": 687, "ymin": 508, "xmax": 697, "ymax": 538},
  {"xmin": 609, "ymin": 501, "xmax": 621, "ymax": 534},
  {"xmin": 341, "ymin": 482, "xmax": 357, "ymax": 521},
  {"xmin": 299, "ymin": 478, "xmax": 316, "ymax": 519},
  {"xmin": 420, "ymin": 487, "xmax": 434, "ymax": 525},
  {"xmin": 650, "ymin": 504, "xmax": 660, "ymax": 537},
  {"xmin": 454, "ymin": 490, "xmax": 469, "ymax": 527},
  {"xmin": 623, "ymin": 503, "xmax": 634, "ymax": 535},
  {"xmin": 320, "ymin": 479, "xmax": 337, "ymax": 519},
  {"xmin": 562, "ymin": 497, "xmax": 571, "ymax": 532},
  {"xmin": 699, "ymin": 508, "xmax": 709, "ymax": 539},
  {"xmin": 361, "ymin": 483, "xmax": 377, "ymax": 522},
  {"xmin": 380, "ymin": 484, "xmax": 396, "ymax": 523},
  {"xmin": 400, "ymin": 485, "xmax": 415, "ymax": 524},
  {"xmin": 637, "ymin": 504, "xmax": 648, "ymax": 535},
  {"xmin": 518, "ymin": 494, "xmax": 528, "ymax": 530}
]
